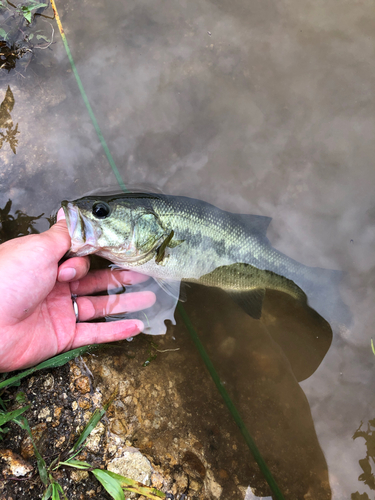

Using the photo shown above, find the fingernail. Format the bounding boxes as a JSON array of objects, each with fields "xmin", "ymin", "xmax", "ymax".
[
  {"xmin": 134, "ymin": 320, "xmax": 144, "ymax": 333},
  {"xmin": 57, "ymin": 208, "xmax": 66, "ymax": 222},
  {"xmin": 59, "ymin": 267, "xmax": 76, "ymax": 281}
]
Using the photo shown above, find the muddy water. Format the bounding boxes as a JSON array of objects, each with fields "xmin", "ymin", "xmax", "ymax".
[{"xmin": 1, "ymin": 0, "xmax": 375, "ymax": 497}]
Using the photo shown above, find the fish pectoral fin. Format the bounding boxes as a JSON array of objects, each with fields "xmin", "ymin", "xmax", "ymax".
[
  {"xmin": 167, "ymin": 239, "xmax": 185, "ymax": 248},
  {"xmin": 154, "ymin": 277, "xmax": 183, "ymax": 301},
  {"xmin": 227, "ymin": 288, "xmax": 266, "ymax": 319}
]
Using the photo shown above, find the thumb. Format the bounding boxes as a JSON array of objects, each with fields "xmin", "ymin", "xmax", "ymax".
[{"xmin": 40, "ymin": 219, "xmax": 71, "ymax": 263}]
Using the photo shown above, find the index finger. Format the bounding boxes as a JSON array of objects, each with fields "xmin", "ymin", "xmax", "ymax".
[{"xmin": 70, "ymin": 269, "xmax": 150, "ymax": 295}]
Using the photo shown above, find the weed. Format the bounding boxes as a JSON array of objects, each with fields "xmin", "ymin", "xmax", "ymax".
[{"xmin": 0, "ymin": 345, "xmax": 174, "ymax": 499}]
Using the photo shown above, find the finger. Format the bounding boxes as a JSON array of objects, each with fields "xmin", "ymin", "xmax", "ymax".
[
  {"xmin": 58, "ymin": 257, "xmax": 90, "ymax": 283},
  {"xmin": 57, "ymin": 207, "xmax": 65, "ymax": 222},
  {"xmin": 72, "ymin": 319, "xmax": 144, "ymax": 348},
  {"xmin": 39, "ymin": 219, "xmax": 71, "ymax": 264},
  {"xmin": 70, "ymin": 269, "xmax": 150, "ymax": 295},
  {"xmin": 76, "ymin": 291, "xmax": 156, "ymax": 321}
]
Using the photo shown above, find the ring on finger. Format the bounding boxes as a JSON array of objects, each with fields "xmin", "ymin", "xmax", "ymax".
[{"xmin": 71, "ymin": 295, "xmax": 79, "ymax": 323}]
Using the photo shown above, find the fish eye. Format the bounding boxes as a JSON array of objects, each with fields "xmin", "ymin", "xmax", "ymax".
[{"xmin": 92, "ymin": 202, "xmax": 111, "ymax": 219}]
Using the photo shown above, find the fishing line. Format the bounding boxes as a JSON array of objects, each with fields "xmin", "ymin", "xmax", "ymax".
[
  {"xmin": 50, "ymin": 3, "xmax": 285, "ymax": 498},
  {"xmin": 49, "ymin": 0, "xmax": 127, "ymax": 193},
  {"xmin": 177, "ymin": 303, "xmax": 285, "ymax": 500}
]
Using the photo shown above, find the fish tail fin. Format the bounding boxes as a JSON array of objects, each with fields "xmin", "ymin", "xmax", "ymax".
[{"xmin": 304, "ymin": 267, "xmax": 351, "ymax": 327}]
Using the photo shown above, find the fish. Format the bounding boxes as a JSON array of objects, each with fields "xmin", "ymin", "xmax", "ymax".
[{"xmin": 61, "ymin": 192, "xmax": 349, "ymax": 326}]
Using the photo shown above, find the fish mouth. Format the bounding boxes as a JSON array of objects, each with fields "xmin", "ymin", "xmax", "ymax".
[{"xmin": 61, "ymin": 200, "xmax": 99, "ymax": 257}]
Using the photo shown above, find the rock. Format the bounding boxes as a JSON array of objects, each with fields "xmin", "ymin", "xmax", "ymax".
[
  {"xmin": 78, "ymin": 397, "xmax": 91, "ymax": 410},
  {"xmin": 107, "ymin": 449, "xmax": 153, "ymax": 486},
  {"xmin": 182, "ymin": 451, "xmax": 206, "ymax": 479},
  {"xmin": 74, "ymin": 376, "xmax": 91, "ymax": 394},
  {"xmin": 43, "ymin": 374, "xmax": 54, "ymax": 391},
  {"xmin": 70, "ymin": 469, "xmax": 89, "ymax": 482},
  {"xmin": 205, "ymin": 471, "xmax": 223, "ymax": 499},
  {"xmin": 38, "ymin": 407, "xmax": 51, "ymax": 421},
  {"xmin": 20, "ymin": 422, "xmax": 47, "ymax": 459},
  {"xmin": 85, "ymin": 422, "xmax": 105, "ymax": 453},
  {"xmin": 0, "ymin": 449, "xmax": 33, "ymax": 478}
]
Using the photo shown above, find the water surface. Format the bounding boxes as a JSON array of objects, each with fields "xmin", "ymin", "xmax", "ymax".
[{"xmin": 1, "ymin": 0, "xmax": 375, "ymax": 497}]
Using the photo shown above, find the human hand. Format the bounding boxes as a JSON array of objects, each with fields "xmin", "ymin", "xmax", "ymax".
[{"xmin": 0, "ymin": 213, "xmax": 155, "ymax": 372}]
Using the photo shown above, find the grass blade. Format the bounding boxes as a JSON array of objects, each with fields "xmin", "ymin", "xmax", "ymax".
[
  {"xmin": 103, "ymin": 470, "xmax": 166, "ymax": 499},
  {"xmin": 92, "ymin": 469, "xmax": 125, "ymax": 500},
  {"xmin": 70, "ymin": 408, "xmax": 105, "ymax": 453},
  {"xmin": 42, "ymin": 484, "xmax": 52, "ymax": 500},
  {"xmin": 0, "ymin": 345, "xmax": 98, "ymax": 390},
  {"xmin": 0, "ymin": 405, "xmax": 30, "ymax": 426},
  {"xmin": 71, "ymin": 389, "xmax": 117, "ymax": 452},
  {"xmin": 14, "ymin": 416, "xmax": 48, "ymax": 485},
  {"xmin": 59, "ymin": 459, "xmax": 91, "ymax": 469}
]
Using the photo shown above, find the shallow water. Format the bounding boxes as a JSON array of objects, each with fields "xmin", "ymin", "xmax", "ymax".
[{"xmin": 1, "ymin": 0, "xmax": 375, "ymax": 497}]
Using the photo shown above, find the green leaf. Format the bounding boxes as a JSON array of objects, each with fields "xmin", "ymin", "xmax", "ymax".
[
  {"xmin": 70, "ymin": 408, "xmax": 105, "ymax": 452},
  {"xmin": 371, "ymin": 338, "xmax": 375, "ymax": 355},
  {"xmin": 14, "ymin": 416, "xmax": 48, "ymax": 485},
  {"xmin": 0, "ymin": 28, "xmax": 8, "ymax": 40},
  {"xmin": 36, "ymin": 34, "xmax": 51, "ymax": 42},
  {"xmin": 0, "ymin": 345, "xmax": 98, "ymax": 391},
  {"xmin": 0, "ymin": 405, "xmax": 30, "ymax": 426},
  {"xmin": 28, "ymin": 1, "xmax": 48, "ymax": 7},
  {"xmin": 101, "ymin": 470, "xmax": 166, "ymax": 499},
  {"xmin": 59, "ymin": 459, "xmax": 91, "ymax": 470},
  {"xmin": 42, "ymin": 484, "xmax": 52, "ymax": 500},
  {"xmin": 51, "ymin": 482, "xmax": 65, "ymax": 500},
  {"xmin": 70, "ymin": 389, "xmax": 117, "ymax": 452},
  {"xmin": 15, "ymin": 391, "xmax": 27, "ymax": 404},
  {"xmin": 21, "ymin": 8, "xmax": 33, "ymax": 23},
  {"xmin": 92, "ymin": 469, "xmax": 125, "ymax": 500}
]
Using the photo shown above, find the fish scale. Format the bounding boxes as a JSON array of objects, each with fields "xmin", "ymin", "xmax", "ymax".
[{"xmin": 62, "ymin": 193, "xmax": 349, "ymax": 326}]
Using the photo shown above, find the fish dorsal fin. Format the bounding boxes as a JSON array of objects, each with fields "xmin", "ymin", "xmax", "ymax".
[
  {"xmin": 238, "ymin": 214, "xmax": 272, "ymax": 236},
  {"xmin": 227, "ymin": 288, "xmax": 266, "ymax": 319}
]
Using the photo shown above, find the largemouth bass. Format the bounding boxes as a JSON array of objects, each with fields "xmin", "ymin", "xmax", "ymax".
[{"xmin": 61, "ymin": 193, "xmax": 348, "ymax": 326}]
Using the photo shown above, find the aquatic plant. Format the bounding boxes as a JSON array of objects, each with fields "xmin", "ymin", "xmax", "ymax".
[{"xmin": 0, "ymin": 0, "xmax": 54, "ymax": 73}]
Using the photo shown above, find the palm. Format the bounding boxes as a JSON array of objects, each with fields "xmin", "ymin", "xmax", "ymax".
[
  {"xmin": 0, "ymin": 222, "xmax": 155, "ymax": 373},
  {"xmin": 3, "ymin": 282, "xmax": 76, "ymax": 371}
]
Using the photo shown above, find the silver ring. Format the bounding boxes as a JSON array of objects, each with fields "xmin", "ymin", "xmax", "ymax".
[{"xmin": 71, "ymin": 295, "xmax": 79, "ymax": 323}]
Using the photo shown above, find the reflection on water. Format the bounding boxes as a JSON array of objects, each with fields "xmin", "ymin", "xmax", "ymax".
[
  {"xmin": 0, "ymin": 86, "xmax": 19, "ymax": 153},
  {"xmin": 182, "ymin": 284, "xmax": 332, "ymax": 498},
  {"xmin": 0, "ymin": 198, "xmax": 43, "ymax": 243},
  {"xmin": 1, "ymin": 0, "xmax": 374, "ymax": 496},
  {"xmin": 352, "ymin": 419, "xmax": 375, "ymax": 495}
]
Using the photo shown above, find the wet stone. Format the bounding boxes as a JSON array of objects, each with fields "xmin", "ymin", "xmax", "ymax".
[
  {"xmin": 107, "ymin": 449, "xmax": 153, "ymax": 486},
  {"xmin": 78, "ymin": 397, "xmax": 91, "ymax": 409},
  {"xmin": 0, "ymin": 449, "xmax": 33, "ymax": 478},
  {"xmin": 74, "ymin": 376, "xmax": 91, "ymax": 394},
  {"xmin": 70, "ymin": 469, "xmax": 89, "ymax": 482},
  {"xmin": 84, "ymin": 422, "xmax": 105, "ymax": 453},
  {"xmin": 20, "ymin": 422, "xmax": 47, "ymax": 459},
  {"xmin": 42, "ymin": 374, "xmax": 54, "ymax": 391}
]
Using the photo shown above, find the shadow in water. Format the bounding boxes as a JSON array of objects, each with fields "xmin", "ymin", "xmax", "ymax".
[
  {"xmin": 351, "ymin": 419, "xmax": 375, "ymax": 499},
  {"xmin": 181, "ymin": 283, "xmax": 332, "ymax": 498},
  {"xmin": 0, "ymin": 86, "xmax": 19, "ymax": 153},
  {"xmin": 0, "ymin": 199, "xmax": 43, "ymax": 243}
]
